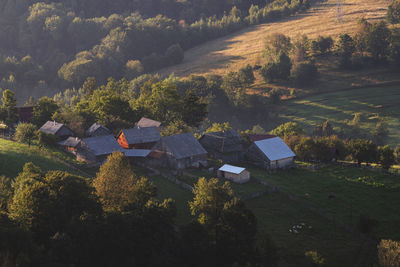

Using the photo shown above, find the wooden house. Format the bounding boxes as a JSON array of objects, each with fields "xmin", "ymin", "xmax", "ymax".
[
  {"xmin": 199, "ymin": 130, "xmax": 244, "ymax": 163},
  {"xmin": 218, "ymin": 164, "xmax": 250, "ymax": 184},
  {"xmin": 58, "ymin": 137, "xmax": 81, "ymax": 154},
  {"xmin": 78, "ymin": 135, "xmax": 123, "ymax": 163},
  {"xmin": 86, "ymin": 123, "xmax": 110, "ymax": 137},
  {"xmin": 117, "ymin": 126, "xmax": 161, "ymax": 149},
  {"xmin": 17, "ymin": 106, "xmax": 34, "ymax": 122},
  {"xmin": 153, "ymin": 133, "xmax": 208, "ymax": 169},
  {"xmin": 39, "ymin": 121, "xmax": 74, "ymax": 138},
  {"xmin": 137, "ymin": 117, "xmax": 162, "ymax": 129},
  {"xmin": 246, "ymin": 137, "xmax": 295, "ymax": 170}
]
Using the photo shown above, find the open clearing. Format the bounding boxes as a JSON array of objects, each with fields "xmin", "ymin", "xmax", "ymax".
[
  {"xmin": 158, "ymin": 0, "xmax": 390, "ymax": 78},
  {"xmin": 278, "ymin": 85, "xmax": 400, "ymax": 146}
]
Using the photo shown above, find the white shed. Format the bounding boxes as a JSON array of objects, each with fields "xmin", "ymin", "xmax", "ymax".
[{"xmin": 218, "ymin": 164, "xmax": 250, "ymax": 184}]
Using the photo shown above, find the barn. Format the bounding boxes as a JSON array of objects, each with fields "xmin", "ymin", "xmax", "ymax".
[
  {"xmin": 86, "ymin": 123, "xmax": 110, "ymax": 137},
  {"xmin": 39, "ymin": 121, "xmax": 74, "ymax": 138},
  {"xmin": 58, "ymin": 137, "xmax": 81, "ymax": 154},
  {"xmin": 199, "ymin": 130, "xmax": 244, "ymax": 163},
  {"xmin": 78, "ymin": 135, "xmax": 123, "ymax": 163},
  {"xmin": 246, "ymin": 137, "xmax": 296, "ymax": 170},
  {"xmin": 218, "ymin": 164, "xmax": 250, "ymax": 184},
  {"xmin": 137, "ymin": 117, "xmax": 162, "ymax": 129},
  {"xmin": 117, "ymin": 126, "xmax": 161, "ymax": 149},
  {"xmin": 153, "ymin": 133, "xmax": 208, "ymax": 169}
]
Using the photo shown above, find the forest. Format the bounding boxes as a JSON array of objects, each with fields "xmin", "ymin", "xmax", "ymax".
[{"xmin": 0, "ymin": 0, "xmax": 313, "ymax": 101}]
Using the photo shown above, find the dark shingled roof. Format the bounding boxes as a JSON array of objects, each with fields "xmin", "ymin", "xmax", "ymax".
[
  {"xmin": 199, "ymin": 130, "xmax": 243, "ymax": 153},
  {"xmin": 162, "ymin": 133, "xmax": 207, "ymax": 159},
  {"xmin": 40, "ymin": 121, "xmax": 67, "ymax": 135},
  {"xmin": 58, "ymin": 137, "xmax": 81, "ymax": 148},
  {"xmin": 82, "ymin": 135, "xmax": 123, "ymax": 156},
  {"xmin": 122, "ymin": 126, "xmax": 161, "ymax": 145},
  {"xmin": 86, "ymin": 123, "xmax": 110, "ymax": 136},
  {"xmin": 137, "ymin": 117, "xmax": 161, "ymax": 128},
  {"xmin": 123, "ymin": 149, "xmax": 151, "ymax": 158}
]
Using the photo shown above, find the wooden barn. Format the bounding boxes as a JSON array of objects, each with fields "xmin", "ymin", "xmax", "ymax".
[
  {"xmin": 117, "ymin": 126, "xmax": 161, "ymax": 149},
  {"xmin": 39, "ymin": 121, "xmax": 74, "ymax": 138},
  {"xmin": 246, "ymin": 137, "xmax": 295, "ymax": 170},
  {"xmin": 199, "ymin": 130, "xmax": 244, "ymax": 163},
  {"xmin": 17, "ymin": 106, "xmax": 34, "ymax": 123},
  {"xmin": 137, "ymin": 117, "xmax": 162, "ymax": 129},
  {"xmin": 86, "ymin": 123, "xmax": 110, "ymax": 137},
  {"xmin": 78, "ymin": 135, "xmax": 123, "ymax": 163},
  {"xmin": 218, "ymin": 164, "xmax": 250, "ymax": 184},
  {"xmin": 153, "ymin": 133, "xmax": 208, "ymax": 169},
  {"xmin": 58, "ymin": 137, "xmax": 81, "ymax": 154}
]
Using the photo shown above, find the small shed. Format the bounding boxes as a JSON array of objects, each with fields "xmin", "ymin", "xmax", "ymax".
[
  {"xmin": 117, "ymin": 126, "xmax": 161, "ymax": 149},
  {"xmin": 153, "ymin": 133, "xmax": 208, "ymax": 169},
  {"xmin": 86, "ymin": 123, "xmax": 110, "ymax": 137},
  {"xmin": 58, "ymin": 137, "xmax": 81, "ymax": 154},
  {"xmin": 218, "ymin": 164, "xmax": 250, "ymax": 184},
  {"xmin": 199, "ymin": 130, "xmax": 244, "ymax": 163},
  {"xmin": 137, "ymin": 117, "xmax": 162, "ymax": 129},
  {"xmin": 246, "ymin": 137, "xmax": 295, "ymax": 170},
  {"xmin": 78, "ymin": 135, "xmax": 123, "ymax": 163},
  {"xmin": 39, "ymin": 121, "xmax": 74, "ymax": 138}
]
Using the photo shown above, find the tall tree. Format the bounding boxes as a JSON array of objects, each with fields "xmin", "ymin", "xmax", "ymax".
[
  {"xmin": 31, "ymin": 97, "xmax": 59, "ymax": 127},
  {"xmin": 1, "ymin": 89, "xmax": 18, "ymax": 125}
]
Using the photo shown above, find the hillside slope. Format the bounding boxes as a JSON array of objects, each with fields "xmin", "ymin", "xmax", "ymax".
[{"xmin": 158, "ymin": 0, "xmax": 390, "ymax": 77}]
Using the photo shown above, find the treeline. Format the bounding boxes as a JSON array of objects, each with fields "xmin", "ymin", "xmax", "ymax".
[
  {"xmin": 0, "ymin": 0, "xmax": 316, "ymax": 99},
  {"xmin": 268, "ymin": 122, "xmax": 400, "ymax": 169},
  {"xmin": 0, "ymin": 153, "xmax": 278, "ymax": 266}
]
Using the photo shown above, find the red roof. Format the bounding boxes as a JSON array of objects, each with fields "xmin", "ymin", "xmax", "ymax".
[{"xmin": 248, "ymin": 134, "xmax": 276, "ymax": 142}]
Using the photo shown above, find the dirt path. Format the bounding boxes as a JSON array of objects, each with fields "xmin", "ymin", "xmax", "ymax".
[{"xmin": 158, "ymin": 0, "xmax": 390, "ymax": 78}]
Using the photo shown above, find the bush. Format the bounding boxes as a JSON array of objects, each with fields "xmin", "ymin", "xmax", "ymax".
[
  {"xmin": 165, "ymin": 44, "xmax": 184, "ymax": 65},
  {"xmin": 37, "ymin": 131, "xmax": 59, "ymax": 148},
  {"xmin": 387, "ymin": 0, "xmax": 400, "ymax": 24},
  {"xmin": 378, "ymin": 145, "xmax": 395, "ymax": 169},
  {"xmin": 377, "ymin": 239, "xmax": 400, "ymax": 267},
  {"xmin": 291, "ymin": 62, "xmax": 317, "ymax": 86},
  {"xmin": 15, "ymin": 123, "xmax": 37, "ymax": 146}
]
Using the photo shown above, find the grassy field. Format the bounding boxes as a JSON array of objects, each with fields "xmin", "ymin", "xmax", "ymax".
[
  {"xmin": 158, "ymin": 0, "xmax": 390, "ymax": 78},
  {"xmin": 249, "ymin": 165, "xmax": 400, "ymax": 240},
  {"xmin": 278, "ymin": 85, "xmax": 400, "ymax": 146},
  {"xmin": 0, "ymin": 138, "xmax": 80, "ymax": 178}
]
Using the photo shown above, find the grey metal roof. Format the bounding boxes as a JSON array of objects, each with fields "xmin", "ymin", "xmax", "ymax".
[
  {"xmin": 58, "ymin": 137, "xmax": 81, "ymax": 148},
  {"xmin": 162, "ymin": 133, "xmax": 207, "ymax": 159},
  {"xmin": 254, "ymin": 137, "xmax": 296, "ymax": 161},
  {"xmin": 82, "ymin": 135, "xmax": 123, "ymax": 156},
  {"xmin": 122, "ymin": 126, "xmax": 161, "ymax": 145},
  {"xmin": 218, "ymin": 164, "xmax": 246, "ymax": 174},
  {"xmin": 137, "ymin": 117, "xmax": 161, "ymax": 128},
  {"xmin": 123, "ymin": 149, "xmax": 151, "ymax": 157},
  {"xmin": 86, "ymin": 123, "xmax": 110, "ymax": 136},
  {"xmin": 199, "ymin": 130, "xmax": 243, "ymax": 153},
  {"xmin": 39, "ymin": 121, "xmax": 65, "ymax": 135}
]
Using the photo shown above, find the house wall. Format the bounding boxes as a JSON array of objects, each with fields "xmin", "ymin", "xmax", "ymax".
[
  {"xmin": 219, "ymin": 170, "xmax": 250, "ymax": 184},
  {"xmin": 245, "ymin": 144, "xmax": 271, "ymax": 170},
  {"xmin": 276, "ymin": 157, "xmax": 295, "ymax": 169}
]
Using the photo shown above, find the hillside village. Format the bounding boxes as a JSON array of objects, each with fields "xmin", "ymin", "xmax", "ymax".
[{"xmin": 42, "ymin": 117, "xmax": 296, "ymax": 183}]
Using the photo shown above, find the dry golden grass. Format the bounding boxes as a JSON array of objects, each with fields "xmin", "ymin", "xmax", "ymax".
[{"xmin": 158, "ymin": 0, "xmax": 390, "ymax": 78}]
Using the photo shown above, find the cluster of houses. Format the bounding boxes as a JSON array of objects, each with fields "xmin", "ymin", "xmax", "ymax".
[{"xmin": 39, "ymin": 118, "xmax": 296, "ymax": 184}]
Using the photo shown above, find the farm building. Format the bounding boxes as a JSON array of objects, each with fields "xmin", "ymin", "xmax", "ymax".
[
  {"xmin": 153, "ymin": 133, "xmax": 208, "ymax": 169},
  {"xmin": 86, "ymin": 123, "xmax": 110, "ymax": 137},
  {"xmin": 199, "ymin": 130, "xmax": 244, "ymax": 163},
  {"xmin": 248, "ymin": 134, "xmax": 276, "ymax": 142},
  {"xmin": 78, "ymin": 135, "xmax": 123, "ymax": 163},
  {"xmin": 218, "ymin": 164, "xmax": 250, "ymax": 184},
  {"xmin": 117, "ymin": 126, "xmax": 161, "ymax": 149},
  {"xmin": 39, "ymin": 121, "xmax": 74, "ymax": 138},
  {"xmin": 58, "ymin": 137, "xmax": 81, "ymax": 154},
  {"xmin": 17, "ymin": 106, "xmax": 34, "ymax": 122},
  {"xmin": 137, "ymin": 117, "xmax": 162, "ymax": 129},
  {"xmin": 246, "ymin": 137, "xmax": 295, "ymax": 170}
]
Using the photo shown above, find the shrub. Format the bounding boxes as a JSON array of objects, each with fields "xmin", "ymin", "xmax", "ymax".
[
  {"xmin": 165, "ymin": 44, "xmax": 184, "ymax": 65},
  {"xmin": 378, "ymin": 145, "xmax": 395, "ymax": 169},
  {"xmin": 15, "ymin": 123, "xmax": 37, "ymax": 146},
  {"xmin": 37, "ymin": 131, "xmax": 59, "ymax": 148},
  {"xmin": 305, "ymin": 250, "xmax": 325, "ymax": 266},
  {"xmin": 387, "ymin": 0, "xmax": 400, "ymax": 24},
  {"xmin": 377, "ymin": 239, "xmax": 400, "ymax": 267},
  {"xmin": 291, "ymin": 62, "xmax": 317, "ymax": 86}
]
